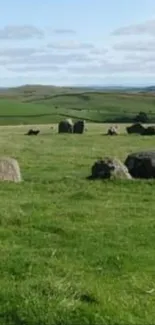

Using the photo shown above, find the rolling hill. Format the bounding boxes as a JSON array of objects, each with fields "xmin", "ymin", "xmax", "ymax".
[{"xmin": 0, "ymin": 84, "xmax": 155, "ymax": 125}]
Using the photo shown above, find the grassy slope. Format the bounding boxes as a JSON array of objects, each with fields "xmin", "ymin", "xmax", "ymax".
[
  {"xmin": 32, "ymin": 91, "xmax": 155, "ymax": 121},
  {"xmin": 0, "ymin": 124, "xmax": 155, "ymax": 325},
  {"xmin": 1, "ymin": 86, "xmax": 155, "ymax": 124},
  {"xmin": 0, "ymin": 99, "xmax": 61, "ymax": 125}
]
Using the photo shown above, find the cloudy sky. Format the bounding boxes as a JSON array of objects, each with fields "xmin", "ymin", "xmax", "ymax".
[{"xmin": 1, "ymin": 0, "xmax": 155, "ymax": 87}]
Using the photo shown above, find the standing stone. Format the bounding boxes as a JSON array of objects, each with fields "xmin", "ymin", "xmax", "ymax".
[
  {"xmin": 58, "ymin": 120, "xmax": 73, "ymax": 133},
  {"xmin": 73, "ymin": 120, "xmax": 85, "ymax": 134},
  {"xmin": 0, "ymin": 157, "xmax": 22, "ymax": 182}
]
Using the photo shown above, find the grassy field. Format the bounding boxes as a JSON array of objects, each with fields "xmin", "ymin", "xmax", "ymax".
[
  {"xmin": 0, "ymin": 123, "xmax": 155, "ymax": 325},
  {"xmin": 1, "ymin": 85, "xmax": 155, "ymax": 124}
]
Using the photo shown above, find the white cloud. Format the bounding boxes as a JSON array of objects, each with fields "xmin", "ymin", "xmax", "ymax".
[
  {"xmin": 124, "ymin": 52, "xmax": 155, "ymax": 63},
  {"xmin": 0, "ymin": 52, "xmax": 95, "ymax": 66},
  {"xmin": 47, "ymin": 41, "xmax": 94, "ymax": 50},
  {"xmin": 108, "ymin": 18, "xmax": 155, "ymax": 77},
  {"xmin": 113, "ymin": 40, "xmax": 155, "ymax": 52},
  {"xmin": 2, "ymin": 46, "xmax": 155, "ymax": 78},
  {"xmin": 90, "ymin": 48, "xmax": 108, "ymax": 55},
  {"xmin": 112, "ymin": 19, "xmax": 155, "ymax": 36},
  {"xmin": 66, "ymin": 60, "xmax": 144, "ymax": 75},
  {"xmin": 0, "ymin": 25, "xmax": 44, "ymax": 40},
  {"xmin": 8, "ymin": 65, "xmax": 61, "ymax": 72},
  {"xmin": 53, "ymin": 29, "xmax": 76, "ymax": 35},
  {"xmin": 0, "ymin": 47, "xmax": 43, "ymax": 57},
  {"xmin": 2, "ymin": 20, "xmax": 155, "ymax": 85}
]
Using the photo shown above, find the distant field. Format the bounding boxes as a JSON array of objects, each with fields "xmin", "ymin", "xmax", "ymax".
[
  {"xmin": 0, "ymin": 85, "xmax": 155, "ymax": 125},
  {"xmin": 1, "ymin": 123, "xmax": 155, "ymax": 325}
]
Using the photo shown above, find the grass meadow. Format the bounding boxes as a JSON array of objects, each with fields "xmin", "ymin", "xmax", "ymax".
[{"xmin": 0, "ymin": 123, "xmax": 155, "ymax": 324}]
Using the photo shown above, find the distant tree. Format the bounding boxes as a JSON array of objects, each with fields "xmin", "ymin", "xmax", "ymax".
[{"xmin": 134, "ymin": 111, "xmax": 149, "ymax": 123}]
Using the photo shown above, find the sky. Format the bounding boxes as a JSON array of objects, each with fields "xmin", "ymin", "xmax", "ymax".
[{"xmin": 1, "ymin": 0, "xmax": 155, "ymax": 87}]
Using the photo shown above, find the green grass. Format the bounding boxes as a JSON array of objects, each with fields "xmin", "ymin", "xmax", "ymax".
[
  {"xmin": 1, "ymin": 86, "xmax": 155, "ymax": 125},
  {"xmin": 0, "ymin": 99, "xmax": 65, "ymax": 125},
  {"xmin": 1, "ymin": 123, "xmax": 155, "ymax": 324}
]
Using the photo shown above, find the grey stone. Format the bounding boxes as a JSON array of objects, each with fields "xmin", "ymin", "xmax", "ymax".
[
  {"xmin": 73, "ymin": 120, "xmax": 85, "ymax": 134},
  {"xmin": 107, "ymin": 126, "xmax": 118, "ymax": 135},
  {"xmin": 0, "ymin": 157, "xmax": 22, "ymax": 183},
  {"xmin": 26, "ymin": 129, "xmax": 40, "ymax": 135},
  {"xmin": 125, "ymin": 151, "xmax": 155, "ymax": 178},
  {"xmin": 88, "ymin": 157, "xmax": 132, "ymax": 180},
  {"xmin": 142, "ymin": 126, "xmax": 155, "ymax": 135},
  {"xmin": 58, "ymin": 120, "xmax": 73, "ymax": 133},
  {"xmin": 126, "ymin": 123, "xmax": 145, "ymax": 134}
]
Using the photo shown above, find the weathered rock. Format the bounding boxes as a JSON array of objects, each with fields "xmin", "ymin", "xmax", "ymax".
[
  {"xmin": 142, "ymin": 126, "xmax": 155, "ymax": 135},
  {"xmin": 107, "ymin": 126, "xmax": 118, "ymax": 135},
  {"xmin": 0, "ymin": 157, "xmax": 22, "ymax": 182},
  {"xmin": 73, "ymin": 120, "xmax": 85, "ymax": 134},
  {"xmin": 125, "ymin": 150, "xmax": 155, "ymax": 178},
  {"xmin": 88, "ymin": 157, "xmax": 132, "ymax": 180},
  {"xmin": 58, "ymin": 120, "xmax": 73, "ymax": 133},
  {"xmin": 26, "ymin": 129, "xmax": 40, "ymax": 135},
  {"xmin": 126, "ymin": 123, "xmax": 145, "ymax": 134},
  {"xmin": 66, "ymin": 118, "xmax": 73, "ymax": 126}
]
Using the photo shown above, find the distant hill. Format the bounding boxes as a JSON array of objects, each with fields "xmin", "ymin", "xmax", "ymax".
[
  {"xmin": 0, "ymin": 87, "xmax": 9, "ymax": 92},
  {"xmin": 0, "ymin": 89, "xmax": 155, "ymax": 125},
  {"xmin": 139, "ymin": 86, "xmax": 155, "ymax": 93},
  {"xmin": 0, "ymin": 83, "xmax": 155, "ymax": 125},
  {"xmin": 1, "ymin": 84, "xmax": 155, "ymax": 95}
]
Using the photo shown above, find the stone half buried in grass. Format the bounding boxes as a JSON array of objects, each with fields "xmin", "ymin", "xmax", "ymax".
[
  {"xmin": 124, "ymin": 150, "xmax": 155, "ymax": 179},
  {"xmin": 107, "ymin": 125, "xmax": 119, "ymax": 135},
  {"xmin": 87, "ymin": 157, "xmax": 132, "ymax": 180},
  {"xmin": 142, "ymin": 126, "xmax": 155, "ymax": 136},
  {"xmin": 25, "ymin": 129, "xmax": 40, "ymax": 136},
  {"xmin": 0, "ymin": 157, "xmax": 22, "ymax": 183},
  {"xmin": 126, "ymin": 123, "xmax": 145, "ymax": 135}
]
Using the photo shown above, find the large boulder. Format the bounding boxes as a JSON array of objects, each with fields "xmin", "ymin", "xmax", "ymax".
[
  {"xmin": 88, "ymin": 157, "xmax": 132, "ymax": 180},
  {"xmin": 58, "ymin": 120, "xmax": 73, "ymax": 133},
  {"xmin": 73, "ymin": 120, "xmax": 85, "ymax": 134},
  {"xmin": 125, "ymin": 151, "xmax": 155, "ymax": 178},
  {"xmin": 126, "ymin": 123, "xmax": 145, "ymax": 134},
  {"xmin": 142, "ymin": 126, "xmax": 155, "ymax": 135},
  {"xmin": 0, "ymin": 157, "xmax": 22, "ymax": 182}
]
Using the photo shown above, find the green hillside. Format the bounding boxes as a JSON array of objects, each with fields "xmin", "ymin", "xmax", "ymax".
[
  {"xmin": 31, "ymin": 91, "xmax": 155, "ymax": 119},
  {"xmin": 0, "ymin": 99, "xmax": 58, "ymax": 125},
  {"xmin": 0, "ymin": 85, "xmax": 155, "ymax": 125}
]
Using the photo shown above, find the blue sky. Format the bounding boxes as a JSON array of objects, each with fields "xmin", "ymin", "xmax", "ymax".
[{"xmin": 0, "ymin": 0, "xmax": 155, "ymax": 87}]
